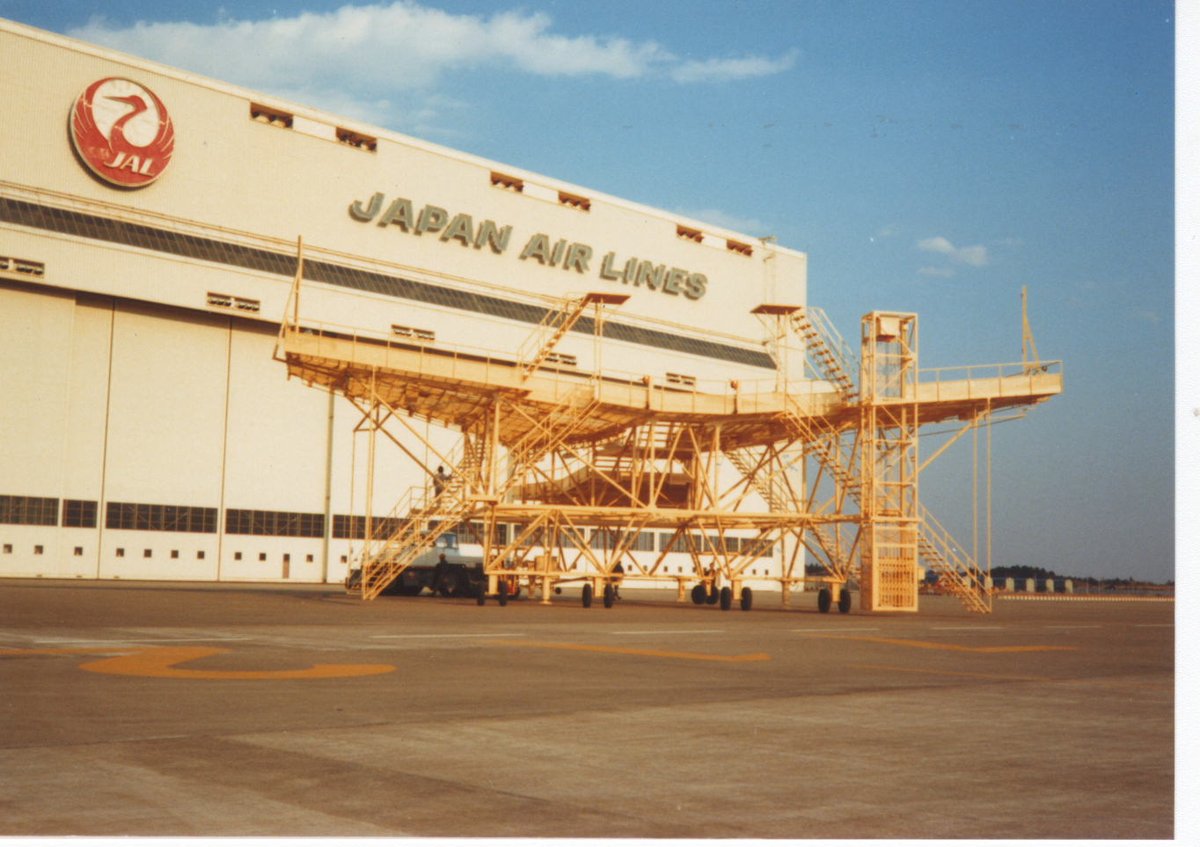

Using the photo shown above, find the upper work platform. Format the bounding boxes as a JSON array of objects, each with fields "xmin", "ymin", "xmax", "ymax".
[{"xmin": 276, "ymin": 298, "xmax": 1063, "ymax": 450}]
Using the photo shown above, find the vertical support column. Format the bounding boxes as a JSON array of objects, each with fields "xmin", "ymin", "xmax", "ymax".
[
  {"xmin": 362, "ymin": 408, "xmax": 377, "ymax": 599},
  {"xmin": 859, "ymin": 313, "xmax": 920, "ymax": 613}
]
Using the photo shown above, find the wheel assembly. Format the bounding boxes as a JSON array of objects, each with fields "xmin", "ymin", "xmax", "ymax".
[
  {"xmin": 581, "ymin": 584, "xmax": 593, "ymax": 608},
  {"xmin": 705, "ymin": 585, "xmax": 719, "ymax": 605},
  {"xmin": 818, "ymin": 587, "xmax": 832, "ymax": 613},
  {"xmin": 603, "ymin": 583, "xmax": 615, "ymax": 608},
  {"xmin": 838, "ymin": 587, "xmax": 852, "ymax": 614},
  {"xmin": 740, "ymin": 586, "xmax": 753, "ymax": 611},
  {"xmin": 719, "ymin": 586, "xmax": 732, "ymax": 611},
  {"xmin": 498, "ymin": 580, "xmax": 509, "ymax": 607},
  {"xmin": 691, "ymin": 584, "xmax": 707, "ymax": 605}
]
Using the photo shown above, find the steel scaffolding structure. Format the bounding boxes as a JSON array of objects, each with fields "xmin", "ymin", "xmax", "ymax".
[{"xmin": 274, "ymin": 250, "xmax": 1062, "ymax": 613}]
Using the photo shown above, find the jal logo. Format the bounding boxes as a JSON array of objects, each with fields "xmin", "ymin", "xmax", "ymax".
[{"xmin": 70, "ymin": 77, "xmax": 175, "ymax": 188}]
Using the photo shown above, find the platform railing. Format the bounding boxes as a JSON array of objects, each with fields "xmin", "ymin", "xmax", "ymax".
[
  {"xmin": 917, "ymin": 360, "xmax": 1064, "ymax": 403},
  {"xmin": 279, "ymin": 317, "xmax": 843, "ymax": 415}
]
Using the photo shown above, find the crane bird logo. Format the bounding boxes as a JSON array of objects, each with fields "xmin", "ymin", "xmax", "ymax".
[{"xmin": 70, "ymin": 77, "xmax": 175, "ymax": 188}]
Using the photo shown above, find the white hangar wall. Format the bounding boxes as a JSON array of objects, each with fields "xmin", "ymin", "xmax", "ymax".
[{"xmin": 0, "ymin": 19, "xmax": 810, "ymax": 585}]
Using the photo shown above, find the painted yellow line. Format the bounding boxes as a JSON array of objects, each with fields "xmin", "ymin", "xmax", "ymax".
[
  {"xmin": 811, "ymin": 635, "xmax": 1077, "ymax": 654},
  {"xmin": 1, "ymin": 646, "xmax": 123, "ymax": 656},
  {"xmin": 2, "ymin": 645, "xmax": 395, "ymax": 680},
  {"xmin": 490, "ymin": 639, "xmax": 769, "ymax": 664}
]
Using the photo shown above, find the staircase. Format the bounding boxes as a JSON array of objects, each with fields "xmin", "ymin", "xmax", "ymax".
[
  {"xmin": 501, "ymin": 388, "xmax": 602, "ymax": 493},
  {"xmin": 781, "ymin": 404, "xmax": 860, "ymax": 501},
  {"xmin": 724, "ymin": 446, "xmax": 794, "ymax": 512},
  {"xmin": 782, "ymin": 400, "xmax": 990, "ymax": 612},
  {"xmin": 516, "ymin": 295, "xmax": 594, "ymax": 380},
  {"xmin": 357, "ymin": 438, "xmax": 484, "ymax": 600},
  {"xmin": 791, "ymin": 306, "xmax": 859, "ymax": 401},
  {"xmin": 917, "ymin": 504, "xmax": 991, "ymax": 613},
  {"xmin": 724, "ymin": 444, "xmax": 851, "ymax": 580}
]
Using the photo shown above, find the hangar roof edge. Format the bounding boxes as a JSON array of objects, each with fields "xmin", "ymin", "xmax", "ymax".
[{"xmin": 0, "ymin": 16, "xmax": 807, "ymax": 263}]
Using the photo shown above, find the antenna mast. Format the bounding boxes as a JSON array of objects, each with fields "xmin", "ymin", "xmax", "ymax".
[{"xmin": 1021, "ymin": 285, "xmax": 1041, "ymax": 369}]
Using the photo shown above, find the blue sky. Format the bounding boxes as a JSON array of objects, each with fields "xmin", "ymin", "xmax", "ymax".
[{"xmin": 0, "ymin": 0, "xmax": 1178, "ymax": 581}]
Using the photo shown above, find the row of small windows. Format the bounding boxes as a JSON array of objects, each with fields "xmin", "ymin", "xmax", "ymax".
[
  {"xmin": 0, "ymin": 543, "xmax": 775, "ymax": 577},
  {"xmin": 2, "ymin": 197, "xmax": 776, "ymax": 370},
  {"xmin": 249, "ymin": 107, "xmax": 752, "ymax": 251},
  {"xmin": 0, "ymin": 545, "xmax": 317, "ymax": 565},
  {"xmin": 250, "ymin": 103, "xmax": 377, "ymax": 152},
  {"xmin": 227, "ymin": 509, "xmax": 324, "ymax": 538},
  {"xmin": 206, "ymin": 291, "xmax": 261, "ymax": 313},
  {"xmin": 0, "ymin": 495, "xmax": 59, "ymax": 526},
  {"xmin": 0, "ymin": 496, "xmax": 389, "ymax": 538},
  {"xmin": 392, "ymin": 323, "xmax": 436, "ymax": 342},
  {"xmin": 488, "ymin": 171, "xmax": 752, "ymax": 254},
  {"xmin": 2, "ymin": 497, "xmax": 774, "ymax": 558},
  {"xmin": 0, "ymin": 254, "xmax": 46, "ymax": 279},
  {"xmin": 107, "ymin": 502, "xmax": 219, "ymax": 533}
]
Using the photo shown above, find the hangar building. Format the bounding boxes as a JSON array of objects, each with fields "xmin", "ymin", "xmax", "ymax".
[{"xmin": 0, "ymin": 18, "xmax": 808, "ymax": 588}]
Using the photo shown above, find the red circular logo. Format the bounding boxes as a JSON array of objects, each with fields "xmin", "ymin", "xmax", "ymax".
[{"xmin": 70, "ymin": 77, "xmax": 175, "ymax": 188}]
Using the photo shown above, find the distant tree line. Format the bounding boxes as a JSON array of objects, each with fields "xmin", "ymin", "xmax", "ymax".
[
  {"xmin": 805, "ymin": 561, "xmax": 1171, "ymax": 588},
  {"xmin": 990, "ymin": 565, "xmax": 1170, "ymax": 589}
]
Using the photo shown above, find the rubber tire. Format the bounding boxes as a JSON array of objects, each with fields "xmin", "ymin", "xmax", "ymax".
[
  {"xmin": 719, "ymin": 586, "xmax": 732, "ymax": 611},
  {"xmin": 603, "ymin": 583, "xmax": 615, "ymax": 608},
  {"xmin": 691, "ymin": 584, "xmax": 707, "ymax": 605},
  {"xmin": 837, "ymin": 588, "xmax": 852, "ymax": 614},
  {"xmin": 476, "ymin": 585, "xmax": 486, "ymax": 606},
  {"xmin": 740, "ymin": 587, "xmax": 753, "ymax": 611},
  {"xmin": 582, "ymin": 584, "xmax": 593, "ymax": 608},
  {"xmin": 498, "ymin": 581, "xmax": 509, "ymax": 607},
  {"xmin": 705, "ymin": 586, "xmax": 720, "ymax": 606},
  {"xmin": 818, "ymin": 587, "xmax": 832, "ymax": 614}
]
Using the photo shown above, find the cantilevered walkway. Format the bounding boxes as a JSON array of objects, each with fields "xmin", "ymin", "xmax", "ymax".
[{"xmin": 276, "ymin": 262, "xmax": 1062, "ymax": 614}]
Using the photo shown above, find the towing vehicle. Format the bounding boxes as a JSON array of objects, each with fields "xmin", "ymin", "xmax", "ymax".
[{"xmin": 348, "ymin": 531, "xmax": 521, "ymax": 602}]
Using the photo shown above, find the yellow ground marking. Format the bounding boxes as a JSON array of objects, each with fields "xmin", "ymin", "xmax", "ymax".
[
  {"xmin": 491, "ymin": 639, "xmax": 769, "ymax": 664},
  {"xmin": 810, "ymin": 635, "xmax": 1077, "ymax": 654},
  {"xmin": 2, "ymin": 646, "xmax": 128, "ymax": 656},
  {"xmin": 1, "ymin": 645, "xmax": 395, "ymax": 680}
]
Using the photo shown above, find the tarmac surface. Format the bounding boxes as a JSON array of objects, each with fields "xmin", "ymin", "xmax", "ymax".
[{"xmin": 0, "ymin": 579, "xmax": 1176, "ymax": 838}]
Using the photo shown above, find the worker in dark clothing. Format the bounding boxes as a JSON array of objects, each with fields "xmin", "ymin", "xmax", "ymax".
[
  {"xmin": 612, "ymin": 561, "xmax": 624, "ymax": 599},
  {"xmin": 432, "ymin": 465, "xmax": 450, "ymax": 497},
  {"xmin": 433, "ymin": 552, "xmax": 450, "ymax": 595}
]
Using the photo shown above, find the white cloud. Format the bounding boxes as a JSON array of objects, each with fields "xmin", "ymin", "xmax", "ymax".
[
  {"xmin": 67, "ymin": 3, "xmax": 795, "ymax": 129},
  {"xmin": 917, "ymin": 235, "xmax": 989, "ymax": 268},
  {"xmin": 670, "ymin": 49, "xmax": 799, "ymax": 83},
  {"xmin": 918, "ymin": 266, "xmax": 957, "ymax": 278}
]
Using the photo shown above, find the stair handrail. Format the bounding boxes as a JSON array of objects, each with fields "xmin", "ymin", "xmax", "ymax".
[
  {"xmin": 795, "ymin": 305, "xmax": 859, "ymax": 396},
  {"xmin": 917, "ymin": 503, "xmax": 991, "ymax": 611},
  {"xmin": 516, "ymin": 294, "xmax": 588, "ymax": 379},
  {"xmin": 781, "ymin": 401, "xmax": 860, "ymax": 497}
]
